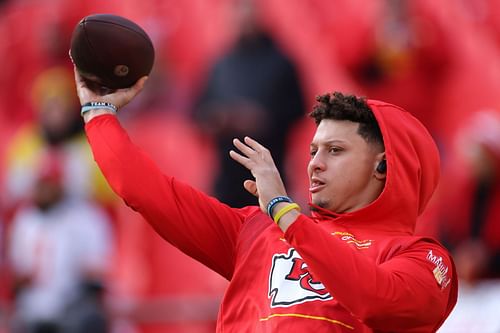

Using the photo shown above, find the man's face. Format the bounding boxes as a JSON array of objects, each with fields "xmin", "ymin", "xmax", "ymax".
[{"xmin": 308, "ymin": 119, "xmax": 385, "ymax": 213}]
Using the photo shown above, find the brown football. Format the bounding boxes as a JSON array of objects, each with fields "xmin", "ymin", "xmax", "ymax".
[{"xmin": 70, "ymin": 14, "xmax": 154, "ymax": 92}]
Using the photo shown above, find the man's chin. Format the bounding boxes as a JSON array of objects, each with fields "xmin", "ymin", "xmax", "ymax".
[{"xmin": 311, "ymin": 199, "xmax": 329, "ymax": 210}]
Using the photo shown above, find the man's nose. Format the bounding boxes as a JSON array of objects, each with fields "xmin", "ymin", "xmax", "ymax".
[{"xmin": 309, "ymin": 152, "xmax": 326, "ymax": 171}]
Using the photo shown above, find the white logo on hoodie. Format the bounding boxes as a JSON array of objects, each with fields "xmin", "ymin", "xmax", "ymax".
[
  {"xmin": 426, "ymin": 250, "xmax": 451, "ymax": 289},
  {"xmin": 269, "ymin": 248, "xmax": 332, "ymax": 307}
]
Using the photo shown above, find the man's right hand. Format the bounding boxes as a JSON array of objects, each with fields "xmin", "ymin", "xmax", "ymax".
[{"xmin": 73, "ymin": 66, "xmax": 148, "ymax": 123}]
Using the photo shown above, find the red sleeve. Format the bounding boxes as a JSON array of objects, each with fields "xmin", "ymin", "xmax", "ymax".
[
  {"xmin": 85, "ymin": 115, "xmax": 243, "ymax": 280},
  {"xmin": 285, "ymin": 215, "xmax": 457, "ymax": 331}
]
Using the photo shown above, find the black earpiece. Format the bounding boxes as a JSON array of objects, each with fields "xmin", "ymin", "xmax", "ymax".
[{"xmin": 376, "ymin": 160, "xmax": 387, "ymax": 173}]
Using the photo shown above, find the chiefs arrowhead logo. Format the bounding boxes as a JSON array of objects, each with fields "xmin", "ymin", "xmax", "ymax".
[{"xmin": 269, "ymin": 248, "xmax": 332, "ymax": 308}]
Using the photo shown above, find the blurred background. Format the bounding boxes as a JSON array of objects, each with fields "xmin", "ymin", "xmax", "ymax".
[{"xmin": 1, "ymin": 0, "xmax": 500, "ymax": 332}]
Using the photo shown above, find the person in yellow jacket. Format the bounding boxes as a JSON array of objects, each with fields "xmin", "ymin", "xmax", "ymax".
[{"xmin": 3, "ymin": 66, "xmax": 115, "ymax": 211}]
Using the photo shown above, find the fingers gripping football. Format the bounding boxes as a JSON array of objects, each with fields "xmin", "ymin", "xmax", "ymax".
[{"xmin": 73, "ymin": 67, "xmax": 148, "ymax": 110}]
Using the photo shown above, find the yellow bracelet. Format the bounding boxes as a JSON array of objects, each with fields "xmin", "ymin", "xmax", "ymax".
[{"xmin": 273, "ymin": 203, "xmax": 300, "ymax": 224}]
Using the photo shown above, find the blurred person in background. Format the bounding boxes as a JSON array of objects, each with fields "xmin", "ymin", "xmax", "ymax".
[
  {"xmin": 437, "ymin": 110, "xmax": 500, "ymax": 284},
  {"xmin": 193, "ymin": 0, "xmax": 305, "ymax": 207},
  {"xmin": 433, "ymin": 109, "xmax": 500, "ymax": 332},
  {"xmin": 1, "ymin": 65, "xmax": 117, "ymax": 332},
  {"xmin": 339, "ymin": 0, "xmax": 451, "ymax": 140},
  {"xmin": 7, "ymin": 150, "xmax": 113, "ymax": 333},
  {"xmin": 3, "ymin": 66, "xmax": 116, "ymax": 216}
]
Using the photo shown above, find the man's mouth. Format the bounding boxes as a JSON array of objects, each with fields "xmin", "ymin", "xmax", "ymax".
[{"xmin": 309, "ymin": 178, "xmax": 325, "ymax": 193}]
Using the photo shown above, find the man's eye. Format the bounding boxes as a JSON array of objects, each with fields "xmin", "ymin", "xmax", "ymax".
[
  {"xmin": 310, "ymin": 150, "xmax": 317, "ymax": 157},
  {"xmin": 329, "ymin": 147, "xmax": 342, "ymax": 154}
]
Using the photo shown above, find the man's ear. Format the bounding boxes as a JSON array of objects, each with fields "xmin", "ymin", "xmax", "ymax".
[{"xmin": 374, "ymin": 152, "xmax": 387, "ymax": 180}]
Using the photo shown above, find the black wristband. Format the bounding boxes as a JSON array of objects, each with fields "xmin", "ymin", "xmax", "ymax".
[
  {"xmin": 81, "ymin": 102, "xmax": 117, "ymax": 116},
  {"xmin": 266, "ymin": 196, "xmax": 292, "ymax": 217},
  {"xmin": 81, "ymin": 102, "xmax": 117, "ymax": 112}
]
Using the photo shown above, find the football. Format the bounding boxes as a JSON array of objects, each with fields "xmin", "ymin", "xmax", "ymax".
[{"xmin": 70, "ymin": 14, "xmax": 155, "ymax": 92}]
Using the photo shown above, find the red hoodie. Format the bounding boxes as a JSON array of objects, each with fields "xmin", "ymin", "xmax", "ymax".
[{"xmin": 84, "ymin": 99, "xmax": 457, "ymax": 332}]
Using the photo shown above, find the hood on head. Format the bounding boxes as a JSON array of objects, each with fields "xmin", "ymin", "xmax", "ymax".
[{"xmin": 312, "ymin": 99, "xmax": 440, "ymax": 234}]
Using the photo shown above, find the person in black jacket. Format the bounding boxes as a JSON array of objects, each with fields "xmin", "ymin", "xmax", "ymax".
[{"xmin": 193, "ymin": 0, "xmax": 305, "ymax": 207}]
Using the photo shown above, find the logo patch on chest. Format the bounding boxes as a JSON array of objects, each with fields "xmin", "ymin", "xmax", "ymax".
[
  {"xmin": 269, "ymin": 248, "xmax": 332, "ymax": 307},
  {"xmin": 331, "ymin": 231, "xmax": 373, "ymax": 249}
]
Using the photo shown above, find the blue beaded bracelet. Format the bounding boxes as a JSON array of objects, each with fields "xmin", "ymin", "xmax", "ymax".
[{"xmin": 266, "ymin": 196, "xmax": 292, "ymax": 217}]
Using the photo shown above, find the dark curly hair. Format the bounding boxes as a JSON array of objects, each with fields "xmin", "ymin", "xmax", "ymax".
[{"xmin": 309, "ymin": 92, "xmax": 384, "ymax": 147}]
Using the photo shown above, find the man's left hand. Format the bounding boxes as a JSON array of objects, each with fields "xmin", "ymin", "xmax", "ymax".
[{"xmin": 229, "ymin": 136, "xmax": 287, "ymax": 213}]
